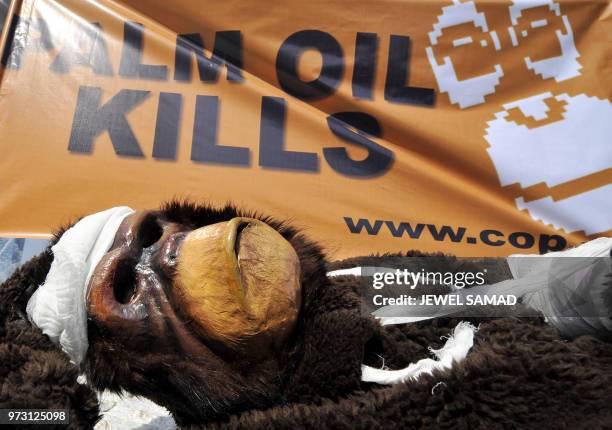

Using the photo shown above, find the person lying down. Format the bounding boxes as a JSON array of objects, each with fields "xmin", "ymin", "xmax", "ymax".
[{"xmin": 1, "ymin": 201, "xmax": 611, "ymax": 429}]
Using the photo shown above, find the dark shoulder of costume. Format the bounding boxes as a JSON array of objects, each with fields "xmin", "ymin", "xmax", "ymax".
[
  {"xmin": 0, "ymin": 249, "xmax": 100, "ymax": 429},
  {"xmin": 187, "ymin": 254, "xmax": 612, "ymax": 429}
]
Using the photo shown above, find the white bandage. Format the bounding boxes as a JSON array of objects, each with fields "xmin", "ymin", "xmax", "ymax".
[
  {"xmin": 361, "ymin": 321, "xmax": 476, "ymax": 385},
  {"xmin": 26, "ymin": 206, "xmax": 134, "ymax": 366}
]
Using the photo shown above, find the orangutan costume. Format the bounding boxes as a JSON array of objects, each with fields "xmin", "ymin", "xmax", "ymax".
[{"xmin": 1, "ymin": 201, "xmax": 612, "ymax": 429}]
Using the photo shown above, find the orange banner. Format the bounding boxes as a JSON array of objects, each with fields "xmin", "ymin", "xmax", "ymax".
[{"xmin": 0, "ymin": 0, "xmax": 610, "ymax": 258}]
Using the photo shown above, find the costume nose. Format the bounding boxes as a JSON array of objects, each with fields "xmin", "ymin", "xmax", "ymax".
[
  {"xmin": 87, "ymin": 211, "xmax": 189, "ymax": 321},
  {"xmin": 120, "ymin": 211, "xmax": 188, "ymax": 279}
]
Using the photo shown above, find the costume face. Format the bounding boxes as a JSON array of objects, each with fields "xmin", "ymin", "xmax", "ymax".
[
  {"xmin": 81, "ymin": 203, "xmax": 323, "ymax": 422},
  {"xmin": 87, "ymin": 211, "xmax": 301, "ymax": 359}
]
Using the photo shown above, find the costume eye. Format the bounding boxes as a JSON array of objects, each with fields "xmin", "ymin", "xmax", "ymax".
[
  {"xmin": 138, "ymin": 214, "xmax": 163, "ymax": 249},
  {"xmin": 113, "ymin": 257, "xmax": 137, "ymax": 304}
]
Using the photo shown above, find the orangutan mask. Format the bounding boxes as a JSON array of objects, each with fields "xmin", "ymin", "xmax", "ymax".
[{"xmin": 27, "ymin": 206, "xmax": 302, "ymax": 365}]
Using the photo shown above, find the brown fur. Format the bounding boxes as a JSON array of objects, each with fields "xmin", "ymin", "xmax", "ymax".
[
  {"xmin": 0, "ymin": 252, "xmax": 100, "ymax": 429},
  {"xmin": 1, "ymin": 202, "xmax": 611, "ymax": 429}
]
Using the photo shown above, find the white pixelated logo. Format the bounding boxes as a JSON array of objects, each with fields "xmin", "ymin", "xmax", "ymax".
[{"xmin": 425, "ymin": 0, "xmax": 612, "ymax": 236}]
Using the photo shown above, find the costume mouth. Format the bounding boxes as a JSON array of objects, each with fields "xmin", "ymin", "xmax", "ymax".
[
  {"xmin": 229, "ymin": 219, "xmax": 249, "ymax": 255},
  {"xmin": 223, "ymin": 218, "xmax": 258, "ymax": 294},
  {"xmin": 173, "ymin": 217, "xmax": 302, "ymax": 354},
  {"xmin": 233, "ymin": 220, "xmax": 249, "ymax": 264}
]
